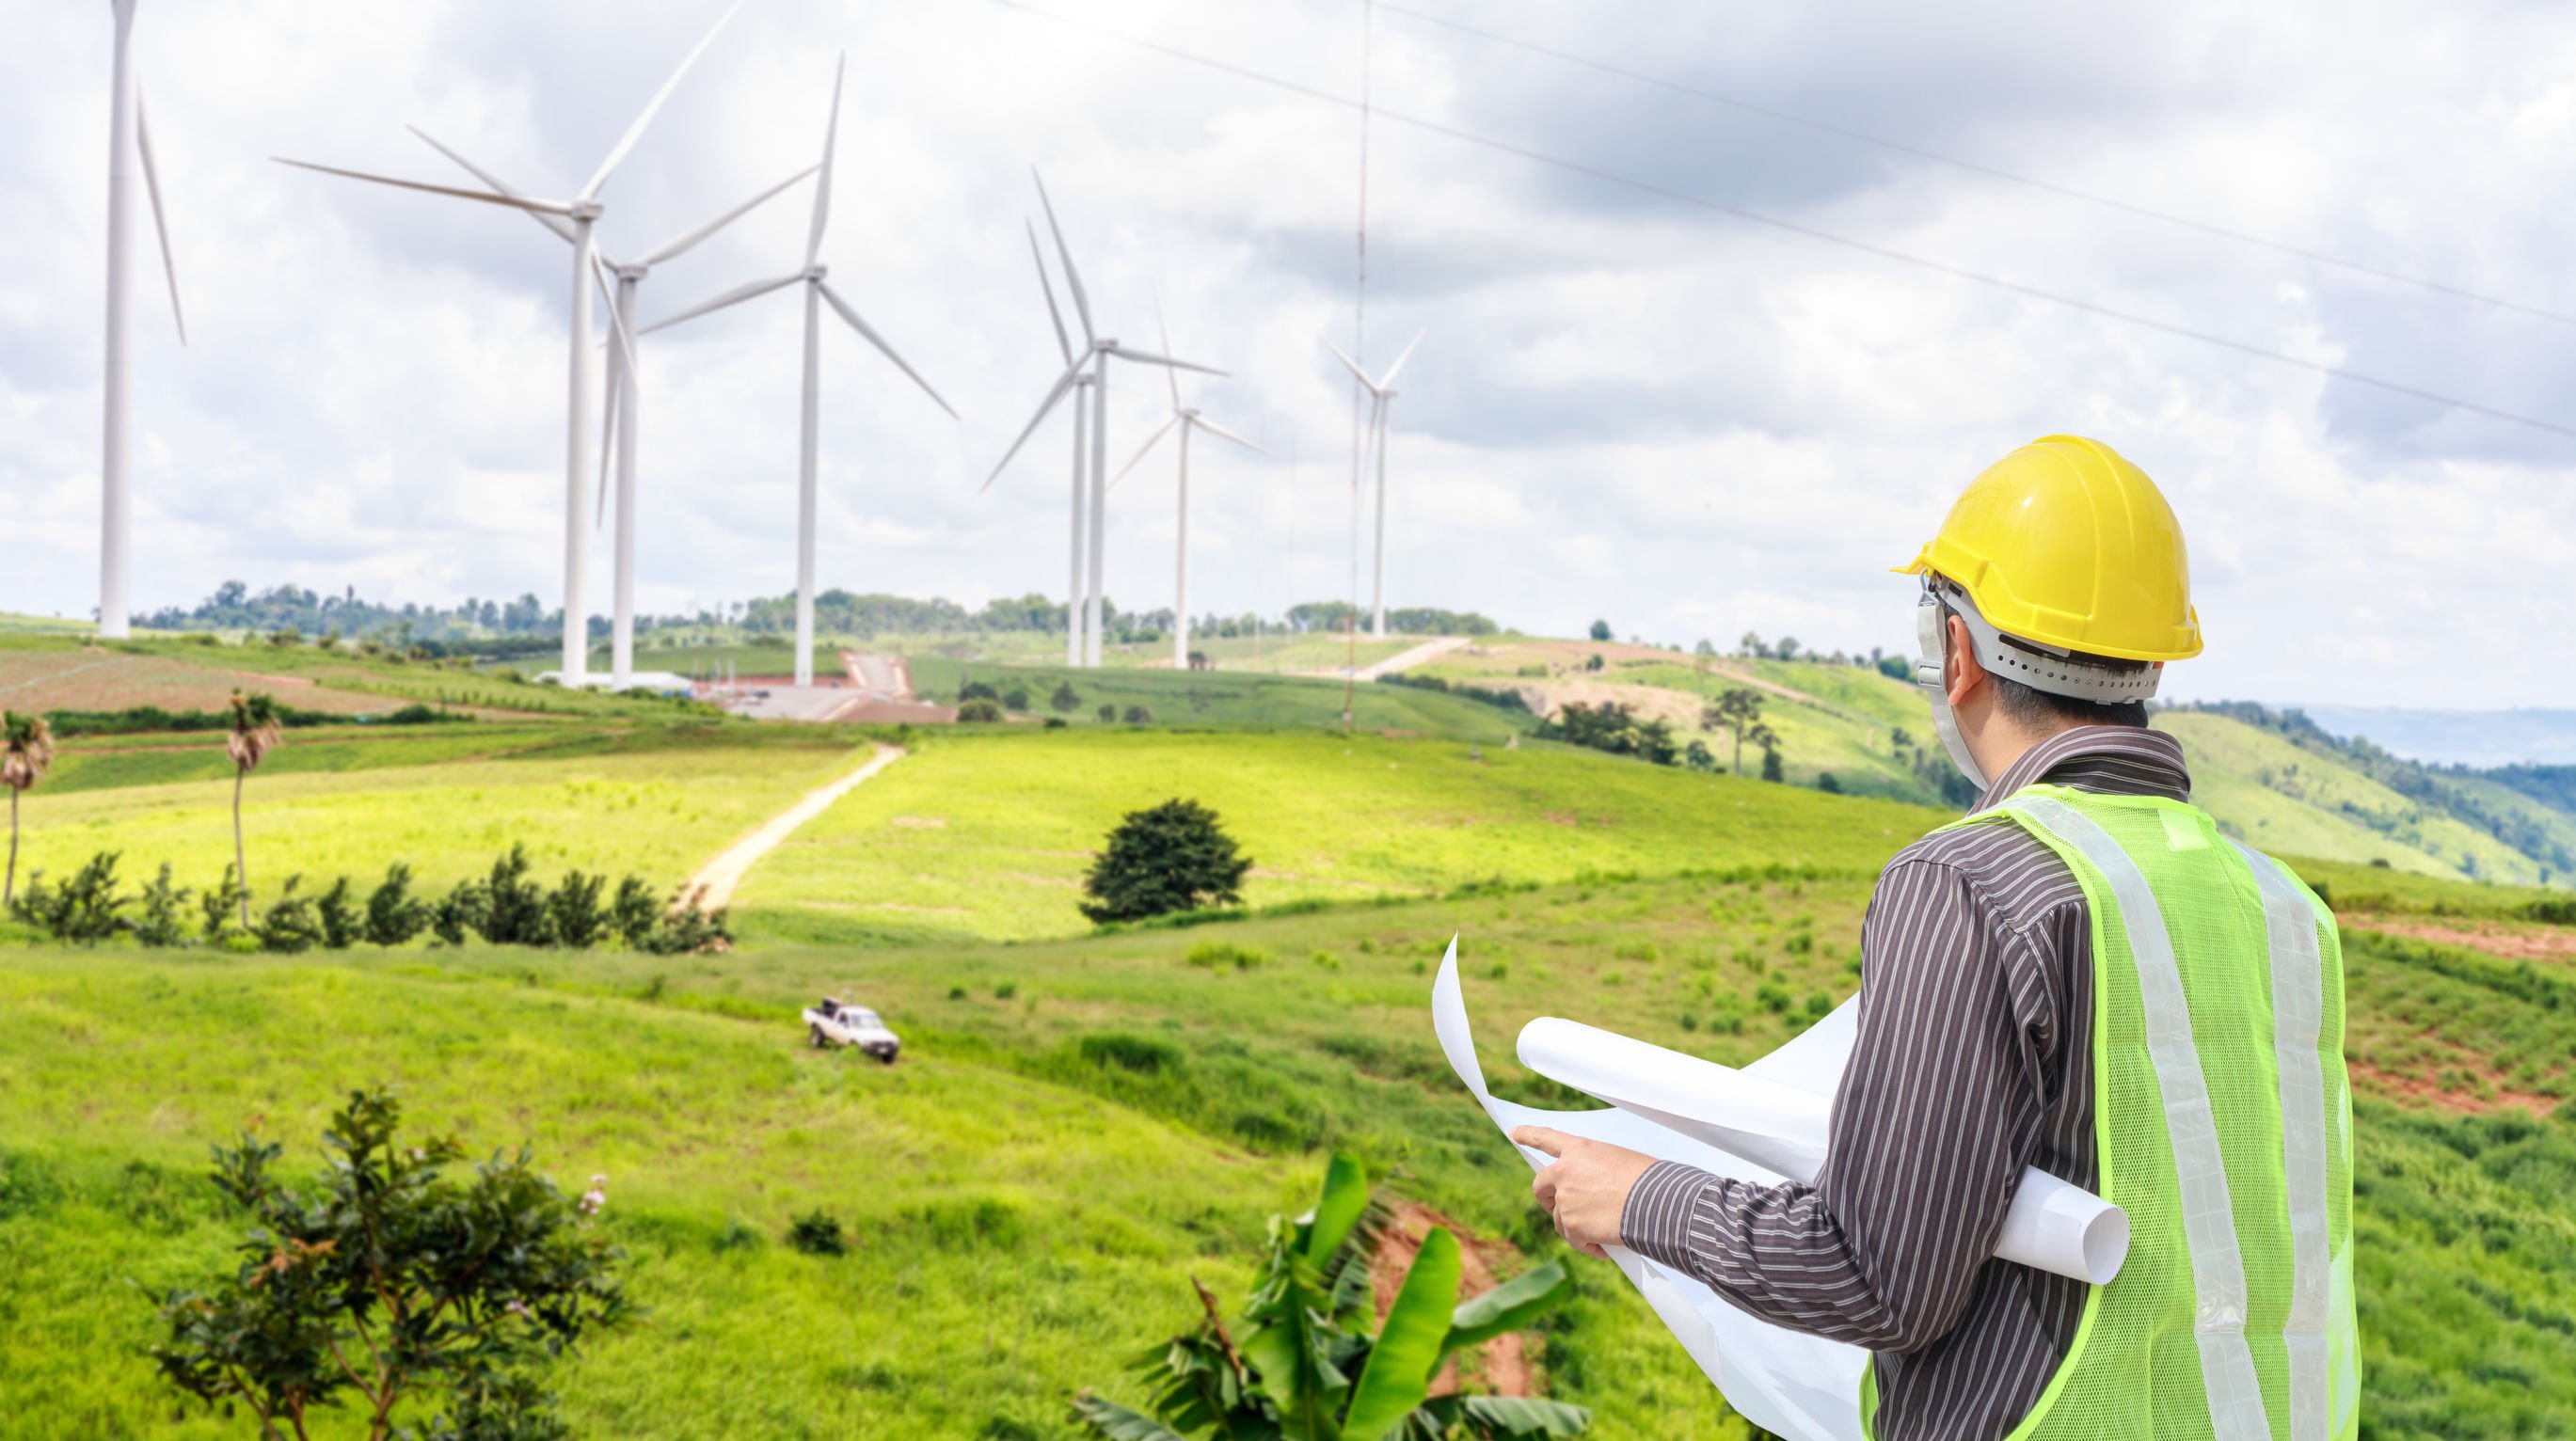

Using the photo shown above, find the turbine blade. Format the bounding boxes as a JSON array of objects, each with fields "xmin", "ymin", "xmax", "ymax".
[
  {"xmin": 408, "ymin": 126, "xmax": 579, "ymax": 245},
  {"xmin": 592, "ymin": 252, "xmax": 639, "ymax": 388},
  {"xmin": 1320, "ymin": 336, "xmax": 1376, "ymax": 390},
  {"xmin": 1378, "ymin": 329, "xmax": 1427, "ymax": 389},
  {"xmin": 981, "ymin": 355, "xmax": 1090, "ymax": 491},
  {"xmin": 1030, "ymin": 168, "xmax": 1092, "ymax": 343},
  {"xmin": 1106, "ymin": 344, "xmax": 1227, "ymax": 379},
  {"xmin": 806, "ymin": 54, "xmax": 844, "ymax": 267},
  {"xmin": 583, "ymin": 0, "xmax": 749, "ymax": 200},
  {"xmin": 1155, "ymin": 290, "xmax": 1181, "ymax": 408},
  {"xmin": 597, "ymin": 337, "xmax": 623, "ymax": 530},
  {"xmin": 135, "ymin": 84, "xmax": 185, "ymax": 345},
  {"xmin": 273, "ymin": 158, "xmax": 580, "ymax": 214},
  {"xmin": 1110, "ymin": 414, "xmax": 1182, "ymax": 487},
  {"xmin": 819, "ymin": 280, "xmax": 956, "ymax": 420},
  {"xmin": 1027, "ymin": 219, "xmax": 1073, "ymax": 365},
  {"xmin": 637, "ymin": 271, "xmax": 803, "ymax": 336},
  {"xmin": 1190, "ymin": 415, "xmax": 1264, "ymax": 454},
  {"xmin": 638, "ymin": 163, "xmax": 819, "ymax": 267}
]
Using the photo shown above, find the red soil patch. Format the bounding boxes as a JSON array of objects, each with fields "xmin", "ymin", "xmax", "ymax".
[
  {"xmin": 2347, "ymin": 1057, "xmax": 2559, "ymax": 1116},
  {"xmin": 1370, "ymin": 1201, "xmax": 1534, "ymax": 1400},
  {"xmin": 2352, "ymin": 916, "xmax": 2576, "ymax": 964},
  {"xmin": 0, "ymin": 652, "xmax": 392, "ymax": 718}
]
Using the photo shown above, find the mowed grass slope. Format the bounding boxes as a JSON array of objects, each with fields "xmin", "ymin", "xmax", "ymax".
[
  {"xmin": 735, "ymin": 727, "xmax": 1947, "ymax": 944},
  {"xmin": 905, "ymin": 656, "xmax": 1542, "ymax": 740},
  {"xmin": 10, "ymin": 722, "xmax": 872, "ymax": 895}
]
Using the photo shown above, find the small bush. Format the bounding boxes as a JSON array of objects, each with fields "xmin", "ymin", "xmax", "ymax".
[
  {"xmin": 8, "ymin": 852, "xmax": 131, "ymax": 943},
  {"xmin": 957, "ymin": 679, "xmax": 1001, "ymax": 705},
  {"xmin": 431, "ymin": 879, "xmax": 489, "ymax": 946},
  {"xmin": 548, "ymin": 870, "xmax": 610, "ymax": 950},
  {"xmin": 1096, "ymin": 704, "xmax": 1116, "ymax": 723},
  {"xmin": 1185, "ymin": 940, "xmax": 1269, "ymax": 971},
  {"xmin": 315, "ymin": 876, "xmax": 361, "ymax": 949},
  {"xmin": 1756, "ymin": 980, "xmax": 1793, "ymax": 1013},
  {"xmin": 1001, "ymin": 686, "xmax": 1031, "ymax": 711},
  {"xmin": 478, "ymin": 845, "xmax": 550, "ymax": 945},
  {"xmin": 1079, "ymin": 1032, "xmax": 1183, "ymax": 1076},
  {"xmin": 199, "ymin": 865, "xmax": 248, "ymax": 942},
  {"xmin": 253, "ymin": 876, "xmax": 326, "ymax": 954},
  {"xmin": 948, "ymin": 985, "xmax": 970, "ymax": 1000},
  {"xmin": 610, "ymin": 876, "xmax": 660, "ymax": 948},
  {"xmin": 1121, "ymin": 705, "xmax": 1153, "ymax": 724},
  {"xmin": 363, "ymin": 862, "xmax": 429, "ymax": 946},
  {"xmin": 994, "ymin": 983, "xmax": 1019, "ymax": 1000},
  {"xmin": 787, "ymin": 1211, "xmax": 847, "ymax": 1257},
  {"xmin": 134, "ymin": 863, "xmax": 192, "ymax": 948},
  {"xmin": 956, "ymin": 699, "xmax": 1005, "ymax": 723}
]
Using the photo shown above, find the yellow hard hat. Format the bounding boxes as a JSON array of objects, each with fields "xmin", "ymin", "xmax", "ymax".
[{"xmin": 1895, "ymin": 435, "xmax": 2202, "ymax": 663}]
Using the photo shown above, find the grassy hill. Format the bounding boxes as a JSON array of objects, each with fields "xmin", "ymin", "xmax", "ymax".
[{"xmin": 8, "ymin": 630, "xmax": 2576, "ymax": 1438}]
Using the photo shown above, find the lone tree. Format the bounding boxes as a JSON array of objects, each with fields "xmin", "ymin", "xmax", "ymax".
[
  {"xmin": 1588, "ymin": 619, "xmax": 1613, "ymax": 641},
  {"xmin": 3, "ymin": 710, "xmax": 56, "ymax": 909},
  {"xmin": 1701, "ymin": 688, "xmax": 1770, "ymax": 777},
  {"xmin": 224, "ymin": 691, "xmax": 283, "ymax": 927},
  {"xmin": 1080, "ymin": 799, "xmax": 1252, "ymax": 925},
  {"xmin": 151, "ymin": 1087, "xmax": 629, "ymax": 1440},
  {"xmin": 1050, "ymin": 681, "xmax": 1081, "ymax": 713}
]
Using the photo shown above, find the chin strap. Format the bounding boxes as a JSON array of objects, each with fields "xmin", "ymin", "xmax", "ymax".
[{"xmin": 1916, "ymin": 587, "xmax": 1991, "ymax": 795}]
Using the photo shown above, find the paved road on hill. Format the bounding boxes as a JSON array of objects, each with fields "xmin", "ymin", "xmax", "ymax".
[
  {"xmin": 1351, "ymin": 635, "xmax": 1471, "ymax": 680},
  {"xmin": 679, "ymin": 743, "xmax": 905, "ymax": 910}
]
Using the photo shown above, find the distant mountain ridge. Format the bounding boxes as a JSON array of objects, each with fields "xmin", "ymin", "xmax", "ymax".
[{"xmin": 2293, "ymin": 705, "xmax": 2576, "ymax": 768}]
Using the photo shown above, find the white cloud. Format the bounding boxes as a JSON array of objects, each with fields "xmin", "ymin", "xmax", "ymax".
[{"xmin": 4, "ymin": 0, "xmax": 2572, "ymax": 705}]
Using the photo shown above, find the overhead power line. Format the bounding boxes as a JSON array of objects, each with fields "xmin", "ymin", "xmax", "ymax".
[
  {"xmin": 1376, "ymin": 0, "xmax": 2576, "ymax": 330},
  {"xmin": 983, "ymin": 0, "xmax": 2576, "ymax": 444}
]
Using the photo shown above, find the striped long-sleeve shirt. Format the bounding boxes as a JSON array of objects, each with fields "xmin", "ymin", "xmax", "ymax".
[{"xmin": 1620, "ymin": 724, "xmax": 2193, "ymax": 1441}]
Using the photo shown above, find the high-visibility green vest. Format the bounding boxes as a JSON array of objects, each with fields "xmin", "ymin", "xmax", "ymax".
[{"xmin": 1864, "ymin": 784, "xmax": 2361, "ymax": 1441}]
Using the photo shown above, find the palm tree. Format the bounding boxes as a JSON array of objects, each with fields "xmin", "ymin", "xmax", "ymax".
[
  {"xmin": 3, "ymin": 710, "xmax": 57, "ymax": 909},
  {"xmin": 225, "ymin": 690, "xmax": 283, "ymax": 927}
]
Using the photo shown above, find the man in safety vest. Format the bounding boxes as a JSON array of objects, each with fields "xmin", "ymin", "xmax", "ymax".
[{"xmin": 1517, "ymin": 435, "xmax": 2360, "ymax": 1440}]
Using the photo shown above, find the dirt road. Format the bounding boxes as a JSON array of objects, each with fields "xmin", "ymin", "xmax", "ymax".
[{"xmin": 679, "ymin": 743, "xmax": 904, "ymax": 910}]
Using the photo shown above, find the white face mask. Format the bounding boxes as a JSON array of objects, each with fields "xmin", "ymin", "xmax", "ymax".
[{"xmin": 1914, "ymin": 590, "xmax": 1990, "ymax": 795}]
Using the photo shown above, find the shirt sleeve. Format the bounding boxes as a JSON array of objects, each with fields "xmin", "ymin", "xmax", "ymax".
[{"xmin": 1618, "ymin": 858, "xmax": 2048, "ymax": 1353}]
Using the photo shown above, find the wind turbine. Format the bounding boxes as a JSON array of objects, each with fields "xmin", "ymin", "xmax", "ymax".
[
  {"xmin": 276, "ymin": 0, "xmax": 748, "ymax": 686},
  {"xmin": 96, "ymin": 0, "xmax": 187, "ymax": 640},
  {"xmin": 407, "ymin": 126, "xmax": 816, "ymax": 689},
  {"xmin": 1002, "ymin": 217, "xmax": 1091, "ymax": 667},
  {"xmin": 1322, "ymin": 332, "xmax": 1423, "ymax": 640},
  {"xmin": 1113, "ymin": 297, "xmax": 1263, "ymax": 671},
  {"xmin": 984, "ymin": 171, "xmax": 1227, "ymax": 667},
  {"xmin": 641, "ymin": 55, "xmax": 957, "ymax": 689}
]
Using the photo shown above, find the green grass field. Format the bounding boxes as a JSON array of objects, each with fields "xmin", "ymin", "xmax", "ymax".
[
  {"xmin": 907, "ymin": 657, "xmax": 1544, "ymax": 740},
  {"xmin": 734, "ymin": 727, "xmax": 1945, "ymax": 944},
  {"xmin": 8, "ymin": 637, "xmax": 2576, "ymax": 1439}
]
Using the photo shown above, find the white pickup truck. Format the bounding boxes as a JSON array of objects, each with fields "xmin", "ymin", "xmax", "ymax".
[{"xmin": 802, "ymin": 998, "xmax": 900, "ymax": 1063}]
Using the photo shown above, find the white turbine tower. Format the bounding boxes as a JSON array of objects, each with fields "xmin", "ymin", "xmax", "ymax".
[
  {"xmin": 96, "ymin": 0, "xmax": 187, "ymax": 640},
  {"xmin": 406, "ymin": 127, "xmax": 816, "ymax": 689},
  {"xmin": 1323, "ymin": 332, "xmax": 1423, "ymax": 640},
  {"xmin": 1002, "ymin": 217, "xmax": 1092, "ymax": 667},
  {"xmin": 641, "ymin": 55, "xmax": 957, "ymax": 689},
  {"xmin": 276, "ymin": 0, "xmax": 748, "ymax": 686},
  {"xmin": 984, "ymin": 171, "xmax": 1226, "ymax": 668},
  {"xmin": 1113, "ymin": 297, "xmax": 1262, "ymax": 672}
]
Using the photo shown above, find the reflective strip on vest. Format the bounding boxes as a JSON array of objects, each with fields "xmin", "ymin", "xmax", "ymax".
[
  {"xmin": 2231, "ymin": 842, "xmax": 2334, "ymax": 1441},
  {"xmin": 2002, "ymin": 794, "xmax": 2271, "ymax": 1441}
]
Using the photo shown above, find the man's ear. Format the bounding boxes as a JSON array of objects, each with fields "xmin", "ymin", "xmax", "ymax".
[{"xmin": 1944, "ymin": 611, "xmax": 1987, "ymax": 709}]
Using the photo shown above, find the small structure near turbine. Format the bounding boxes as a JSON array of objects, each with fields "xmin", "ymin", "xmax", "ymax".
[
  {"xmin": 643, "ymin": 55, "xmax": 957, "ymax": 689},
  {"xmin": 1113, "ymin": 295, "xmax": 1264, "ymax": 673},
  {"xmin": 986, "ymin": 172, "xmax": 1227, "ymax": 668},
  {"xmin": 1323, "ymin": 332, "xmax": 1424, "ymax": 640}
]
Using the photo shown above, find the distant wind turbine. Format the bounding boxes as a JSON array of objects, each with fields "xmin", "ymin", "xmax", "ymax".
[
  {"xmin": 642, "ymin": 55, "xmax": 958, "ymax": 689},
  {"xmin": 276, "ymin": 0, "xmax": 749, "ymax": 686},
  {"xmin": 984, "ymin": 171, "xmax": 1226, "ymax": 667},
  {"xmin": 1113, "ymin": 295, "xmax": 1263, "ymax": 672},
  {"xmin": 999, "ymin": 217, "xmax": 1092, "ymax": 667},
  {"xmin": 1323, "ymin": 332, "xmax": 1423, "ymax": 640},
  {"xmin": 96, "ymin": 0, "xmax": 188, "ymax": 640},
  {"xmin": 409, "ymin": 126, "xmax": 815, "ymax": 689}
]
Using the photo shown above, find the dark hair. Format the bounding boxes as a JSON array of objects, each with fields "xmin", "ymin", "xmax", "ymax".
[{"xmin": 1940, "ymin": 601, "xmax": 2150, "ymax": 730}]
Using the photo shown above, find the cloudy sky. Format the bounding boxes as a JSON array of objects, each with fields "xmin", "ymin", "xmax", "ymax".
[{"xmin": 7, "ymin": 0, "xmax": 2576, "ymax": 707}]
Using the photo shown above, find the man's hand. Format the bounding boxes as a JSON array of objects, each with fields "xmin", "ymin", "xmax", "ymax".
[{"xmin": 1511, "ymin": 1126, "xmax": 1657, "ymax": 1259}]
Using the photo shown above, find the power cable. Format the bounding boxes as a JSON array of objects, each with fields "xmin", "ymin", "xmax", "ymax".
[
  {"xmin": 1375, "ymin": 0, "xmax": 2576, "ymax": 330},
  {"xmin": 983, "ymin": 0, "xmax": 2576, "ymax": 444}
]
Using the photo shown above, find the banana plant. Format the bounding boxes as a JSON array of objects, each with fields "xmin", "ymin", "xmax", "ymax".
[{"xmin": 1073, "ymin": 1152, "xmax": 1590, "ymax": 1440}]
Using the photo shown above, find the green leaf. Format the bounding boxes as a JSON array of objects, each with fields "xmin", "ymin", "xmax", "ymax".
[
  {"xmin": 1304, "ymin": 1152, "xmax": 1370, "ymax": 1268},
  {"xmin": 1420, "ymin": 1395, "xmax": 1594, "ymax": 1437},
  {"xmin": 1070, "ymin": 1392, "xmax": 1195, "ymax": 1440},
  {"xmin": 1340, "ymin": 1227, "xmax": 1464, "ymax": 1440},
  {"xmin": 1442, "ymin": 1260, "xmax": 1573, "ymax": 1357}
]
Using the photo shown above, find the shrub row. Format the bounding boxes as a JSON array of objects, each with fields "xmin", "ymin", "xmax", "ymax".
[
  {"xmin": 7, "ymin": 844, "xmax": 727, "ymax": 955},
  {"xmin": 43, "ymin": 702, "xmax": 472, "ymax": 739}
]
